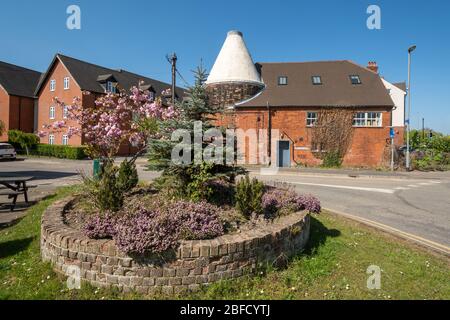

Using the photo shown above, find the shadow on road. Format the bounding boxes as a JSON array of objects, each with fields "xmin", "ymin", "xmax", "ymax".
[
  {"xmin": 0, "ymin": 171, "xmax": 78, "ymax": 180},
  {"xmin": 0, "ymin": 237, "xmax": 35, "ymax": 259}
]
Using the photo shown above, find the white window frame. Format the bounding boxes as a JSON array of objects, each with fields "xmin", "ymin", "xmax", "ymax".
[
  {"xmin": 62, "ymin": 135, "xmax": 69, "ymax": 145},
  {"xmin": 312, "ymin": 76, "xmax": 322, "ymax": 85},
  {"xmin": 48, "ymin": 134, "xmax": 55, "ymax": 145},
  {"xmin": 278, "ymin": 76, "xmax": 288, "ymax": 86},
  {"xmin": 63, "ymin": 105, "xmax": 69, "ymax": 119},
  {"xmin": 50, "ymin": 79, "xmax": 56, "ymax": 91},
  {"xmin": 353, "ymin": 112, "xmax": 382, "ymax": 127},
  {"xmin": 49, "ymin": 106, "xmax": 55, "ymax": 119},
  {"xmin": 350, "ymin": 75, "xmax": 361, "ymax": 85},
  {"xmin": 306, "ymin": 112, "xmax": 318, "ymax": 127},
  {"xmin": 64, "ymin": 77, "xmax": 70, "ymax": 90},
  {"xmin": 106, "ymin": 81, "xmax": 116, "ymax": 93}
]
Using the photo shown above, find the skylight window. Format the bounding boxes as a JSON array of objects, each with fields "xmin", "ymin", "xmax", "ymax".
[
  {"xmin": 350, "ymin": 75, "xmax": 362, "ymax": 85},
  {"xmin": 278, "ymin": 76, "xmax": 288, "ymax": 85},
  {"xmin": 312, "ymin": 76, "xmax": 322, "ymax": 85}
]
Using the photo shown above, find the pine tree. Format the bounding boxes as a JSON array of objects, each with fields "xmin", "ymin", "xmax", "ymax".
[{"xmin": 147, "ymin": 65, "xmax": 244, "ymax": 201}]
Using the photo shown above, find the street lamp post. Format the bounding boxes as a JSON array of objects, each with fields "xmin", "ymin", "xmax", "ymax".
[{"xmin": 406, "ymin": 45, "xmax": 416, "ymax": 170}]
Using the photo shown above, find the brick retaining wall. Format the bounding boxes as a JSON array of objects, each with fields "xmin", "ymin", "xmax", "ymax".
[{"xmin": 41, "ymin": 197, "xmax": 310, "ymax": 294}]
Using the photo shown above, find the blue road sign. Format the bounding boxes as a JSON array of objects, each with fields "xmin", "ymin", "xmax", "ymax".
[{"xmin": 390, "ymin": 128, "xmax": 395, "ymax": 138}]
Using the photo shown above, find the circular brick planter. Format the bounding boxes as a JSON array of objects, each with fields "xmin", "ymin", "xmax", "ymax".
[{"xmin": 41, "ymin": 197, "xmax": 310, "ymax": 294}]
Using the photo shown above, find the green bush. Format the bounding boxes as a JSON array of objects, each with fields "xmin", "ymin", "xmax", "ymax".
[
  {"xmin": 83, "ymin": 162, "xmax": 124, "ymax": 212},
  {"xmin": 117, "ymin": 159, "xmax": 139, "ymax": 193},
  {"xmin": 412, "ymin": 150, "xmax": 450, "ymax": 171},
  {"xmin": 8, "ymin": 130, "xmax": 39, "ymax": 155},
  {"xmin": 321, "ymin": 151, "xmax": 342, "ymax": 168},
  {"xmin": 35, "ymin": 144, "xmax": 87, "ymax": 160},
  {"xmin": 186, "ymin": 162, "xmax": 215, "ymax": 202},
  {"xmin": 235, "ymin": 175, "xmax": 264, "ymax": 218}
]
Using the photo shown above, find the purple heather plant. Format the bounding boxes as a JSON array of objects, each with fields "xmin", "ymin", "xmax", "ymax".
[
  {"xmin": 83, "ymin": 212, "xmax": 117, "ymax": 239},
  {"xmin": 114, "ymin": 209, "xmax": 180, "ymax": 254},
  {"xmin": 170, "ymin": 200, "xmax": 224, "ymax": 240},
  {"xmin": 82, "ymin": 199, "xmax": 224, "ymax": 254},
  {"xmin": 262, "ymin": 188, "xmax": 321, "ymax": 216}
]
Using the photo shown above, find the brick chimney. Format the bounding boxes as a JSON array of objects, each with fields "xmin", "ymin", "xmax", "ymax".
[{"xmin": 367, "ymin": 61, "xmax": 379, "ymax": 73}]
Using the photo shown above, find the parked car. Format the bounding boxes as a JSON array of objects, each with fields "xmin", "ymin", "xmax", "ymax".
[{"xmin": 0, "ymin": 143, "xmax": 17, "ymax": 160}]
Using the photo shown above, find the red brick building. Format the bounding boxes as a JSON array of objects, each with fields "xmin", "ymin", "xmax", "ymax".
[
  {"xmin": 0, "ymin": 61, "xmax": 41, "ymax": 142},
  {"xmin": 206, "ymin": 31, "xmax": 400, "ymax": 168},
  {"xmin": 35, "ymin": 54, "xmax": 183, "ymax": 153}
]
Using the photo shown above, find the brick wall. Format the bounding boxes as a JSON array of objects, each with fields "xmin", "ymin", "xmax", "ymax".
[
  {"xmin": 0, "ymin": 86, "xmax": 10, "ymax": 141},
  {"xmin": 215, "ymin": 107, "xmax": 393, "ymax": 168},
  {"xmin": 9, "ymin": 95, "xmax": 35, "ymax": 134},
  {"xmin": 41, "ymin": 197, "xmax": 310, "ymax": 294},
  {"xmin": 37, "ymin": 59, "xmax": 83, "ymax": 146},
  {"xmin": 206, "ymin": 82, "xmax": 264, "ymax": 108},
  {"xmin": 0, "ymin": 86, "xmax": 35, "ymax": 142}
]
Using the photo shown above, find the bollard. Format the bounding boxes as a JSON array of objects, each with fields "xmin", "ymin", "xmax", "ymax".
[{"xmin": 93, "ymin": 159, "xmax": 100, "ymax": 178}]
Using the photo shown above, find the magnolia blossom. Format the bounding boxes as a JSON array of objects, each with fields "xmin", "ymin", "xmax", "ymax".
[{"xmin": 38, "ymin": 86, "xmax": 178, "ymax": 158}]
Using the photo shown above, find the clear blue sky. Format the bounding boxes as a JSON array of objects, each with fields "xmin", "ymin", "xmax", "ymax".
[{"xmin": 1, "ymin": 0, "xmax": 449, "ymax": 133}]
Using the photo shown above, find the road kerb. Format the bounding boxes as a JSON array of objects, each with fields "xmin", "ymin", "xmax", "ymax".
[{"xmin": 324, "ymin": 207, "xmax": 450, "ymax": 258}]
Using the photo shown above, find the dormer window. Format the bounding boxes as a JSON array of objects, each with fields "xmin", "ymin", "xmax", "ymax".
[
  {"xmin": 312, "ymin": 76, "xmax": 322, "ymax": 85},
  {"xmin": 278, "ymin": 76, "xmax": 288, "ymax": 85},
  {"xmin": 350, "ymin": 75, "xmax": 361, "ymax": 85},
  {"xmin": 106, "ymin": 81, "xmax": 116, "ymax": 93}
]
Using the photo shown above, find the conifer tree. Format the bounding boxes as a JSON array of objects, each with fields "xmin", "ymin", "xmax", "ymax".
[{"xmin": 147, "ymin": 65, "xmax": 244, "ymax": 201}]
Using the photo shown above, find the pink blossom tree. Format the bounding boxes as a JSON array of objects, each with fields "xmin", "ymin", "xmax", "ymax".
[{"xmin": 39, "ymin": 84, "xmax": 177, "ymax": 160}]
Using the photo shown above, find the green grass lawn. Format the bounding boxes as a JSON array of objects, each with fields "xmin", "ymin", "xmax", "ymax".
[{"xmin": 0, "ymin": 186, "xmax": 449, "ymax": 300}]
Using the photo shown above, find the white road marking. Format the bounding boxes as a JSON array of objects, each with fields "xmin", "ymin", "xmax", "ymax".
[
  {"xmin": 395, "ymin": 187, "xmax": 411, "ymax": 190},
  {"xmin": 289, "ymin": 182, "xmax": 395, "ymax": 194},
  {"xmin": 407, "ymin": 184, "xmax": 420, "ymax": 188}
]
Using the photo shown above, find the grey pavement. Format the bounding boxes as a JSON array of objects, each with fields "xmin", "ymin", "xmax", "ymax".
[{"xmin": 1, "ymin": 157, "xmax": 449, "ymax": 252}]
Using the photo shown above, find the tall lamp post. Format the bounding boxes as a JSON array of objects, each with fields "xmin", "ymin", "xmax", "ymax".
[{"xmin": 406, "ymin": 45, "xmax": 416, "ymax": 170}]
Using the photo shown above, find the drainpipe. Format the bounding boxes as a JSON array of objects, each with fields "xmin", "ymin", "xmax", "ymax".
[{"xmin": 267, "ymin": 101, "xmax": 271, "ymax": 165}]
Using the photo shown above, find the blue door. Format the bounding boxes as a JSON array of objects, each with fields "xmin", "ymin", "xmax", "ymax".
[{"xmin": 278, "ymin": 140, "xmax": 291, "ymax": 167}]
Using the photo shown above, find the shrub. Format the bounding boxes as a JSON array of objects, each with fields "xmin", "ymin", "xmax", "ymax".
[
  {"xmin": 321, "ymin": 151, "xmax": 342, "ymax": 168},
  {"xmin": 297, "ymin": 194, "xmax": 321, "ymax": 213},
  {"xmin": 171, "ymin": 200, "xmax": 224, "ymax": 240},
  {"xmin": 8, "ymin": 130, "xmax": 39, "ymax": 155},
  {"xmin": 114, "ymin": 209, "xmax": 180, "ymax": 254},
  {"xmin": 83, "ymin": 212, "xmax": 117, "ymax": 239},
  {"xmin": 83, "ymin": 198, "xmax": 224, "ymax": 254},
  {"xmin": 207, "ymin": 179, "xmax": 235, "ymax": 206},
  {"xmin": 412, "ymin": 150, "xmax": 450, "ymax": 171},
  {"xmin": 262, "ymin": 188, "xmax": 321, "ymax": 217},
  {"xmin": 186, "ymin": 162, "xmax": 215, "ymax": 202},
  {"xmin": 35, "ymin": 144, "xmax": 87, "ymax": 159},
  {"xmin": 117, "ymin": 159, "xmax": 139, "ymax": 193},
  {"xmin": 95, "ymin": 162, "xmax": 124, "ymax": 212},
  {"xmin": 235, "ymin": 175, "xmax": 264, "ymax": 218}
]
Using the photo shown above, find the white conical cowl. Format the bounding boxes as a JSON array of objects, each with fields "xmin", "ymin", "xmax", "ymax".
[{"xmin": 206, "ymin": 31, "xmax": 262, "ymax": 85}]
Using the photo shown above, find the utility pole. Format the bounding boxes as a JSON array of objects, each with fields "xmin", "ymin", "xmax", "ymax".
[
  {"xmin": 422, "ymin": 118, "xmax": 425, "ymax": 140},
  {"xmin": 168, "ymin": 53, "xmax": 177, "ymax": 104},
  {"xmin": 406, "ymin": 45, "xmax": 416, "ymax": 171}
]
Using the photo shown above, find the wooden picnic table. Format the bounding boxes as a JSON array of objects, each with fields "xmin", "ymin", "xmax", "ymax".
[{"xmin": 0, "ymin": 176, "xmax": 34, "ymax": 209}]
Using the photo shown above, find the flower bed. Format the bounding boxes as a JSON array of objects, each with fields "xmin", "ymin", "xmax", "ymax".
[{"xmin": 41, "ymin": 197, "xmax": 310, "ymax": 294}]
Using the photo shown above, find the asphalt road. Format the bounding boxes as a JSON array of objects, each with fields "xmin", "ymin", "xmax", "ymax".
[
  {"xmin": 251, "ymin": 170, "xmax": 450, "ymax": 248},
  {"xmin": 1, "ymin": 157, "xmax": 449, "ymax": 249}
]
